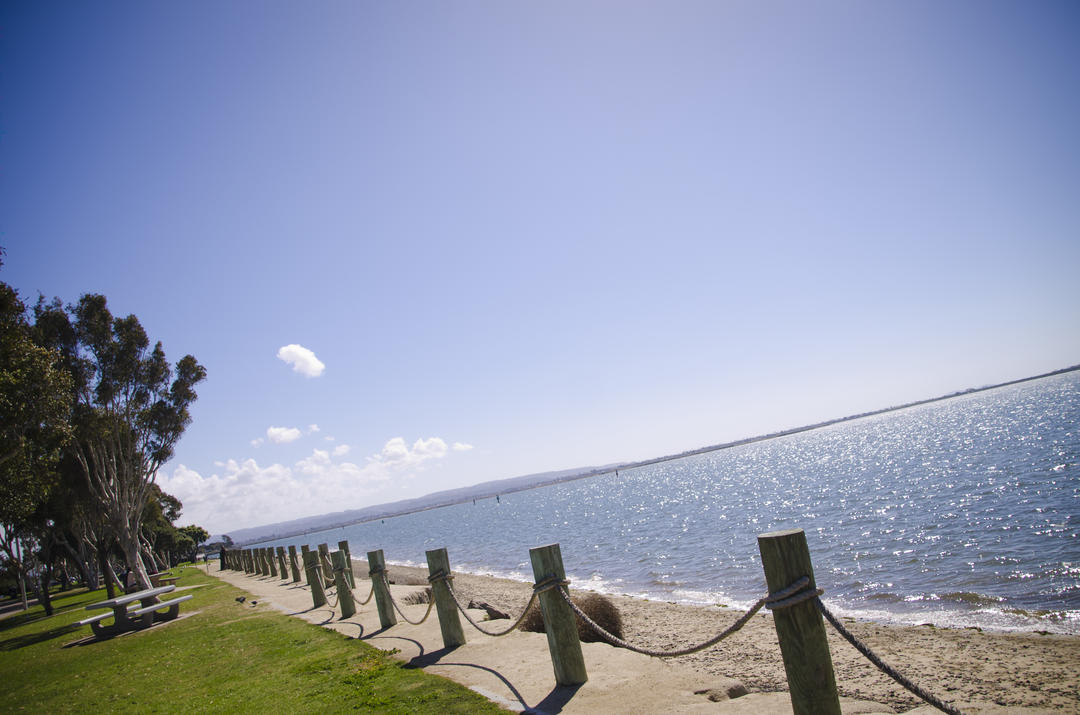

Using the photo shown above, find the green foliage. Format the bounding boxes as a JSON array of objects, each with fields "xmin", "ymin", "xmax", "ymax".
[
  {"xmin": 0, "ymin": 568, "xmax": 506, "ymax": 713},
  {"xmin": 0, "ymin": 283, "xmax": 73, "ymax": 529},
  {"xmin": 178, "ymin": 524, "xmax": 209, "ymax": 546}
]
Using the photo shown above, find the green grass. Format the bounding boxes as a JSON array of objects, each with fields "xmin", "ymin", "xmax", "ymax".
[{"xmin": 0, "ymin": 566, "xmax": 506, "ymax": 713}]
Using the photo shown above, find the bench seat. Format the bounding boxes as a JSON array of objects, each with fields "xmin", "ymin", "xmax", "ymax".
[
  {"xmin": 77, "ymin": 611, "xmax": 119, "ymax": 627},
  {"xmin": 129, "ymin": 594, "xmax": 193, "ymax": 621}
]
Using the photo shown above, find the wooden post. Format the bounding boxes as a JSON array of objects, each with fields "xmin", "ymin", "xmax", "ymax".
[
  {"xmin": 337, "ymin": 540, "xmax": 355, "ymax": 588},
  {"xmin": 330, "ymin": 550, "xmax": 356, "ymax": 618},
  {"xmin": 300, "ymin": 545, "xmax": 311, "ymax": 585},
  {"xmin": 367, "ymin": 549, "xmax": 397, "ymax": 628},
  {"xmin": 302, "ymin": 550, "xmax": 327, "ymax": 607},
  {"xmin": 426, "ymin": 548, "xmax": 466, "ymax": 649},
  {"xmin": 267, "ymin": 547, "xmax": 278, "ymax": 577},
  {"xmin": 277, "ymin": 547, "xmax": 288, "ymax": 579},
  {"xmin": 256, "ymin": 549, "xmax": 265, "ymax": 575},
  {"xmin": 317, "ymin": 543, "xmax": 334, "ymax": 587},
  {"xmin": 529, "ymin": 543, "xmax": 587, "ymax": 686},
  {"xmin": 288, "ymin": 545, "xmax": 301, "ymax": 582},
  {"xmin": 757, "ymin": 529, "xmax": 841, "ymax": 715}
]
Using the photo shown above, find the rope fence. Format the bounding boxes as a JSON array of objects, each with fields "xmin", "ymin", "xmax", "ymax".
[{"xmin": 220, "ymin": 530, "xmax": 966, "ymax": 715}]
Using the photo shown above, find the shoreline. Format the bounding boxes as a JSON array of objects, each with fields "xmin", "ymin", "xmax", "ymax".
[
  {"xmin": 370, "ymin": 558, "xmax": 1080, "ymax": 712},
  {"xmin": 385, "ymin": 560, "xmax": 1080, "ymax": 638}
]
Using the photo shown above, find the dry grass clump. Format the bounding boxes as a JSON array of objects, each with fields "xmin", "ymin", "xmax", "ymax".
[
  {"xmin": 519, "ymin": 592, "xmax": 624, "ymax": 643},
  {"xmin": 400, "ymin": 587, "xmax": 432, "ymax": 605}
]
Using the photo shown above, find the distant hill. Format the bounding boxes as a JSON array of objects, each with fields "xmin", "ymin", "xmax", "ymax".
[{"xmin": 228, "ymin": 463, "xmax": 622, "ymax": 545}]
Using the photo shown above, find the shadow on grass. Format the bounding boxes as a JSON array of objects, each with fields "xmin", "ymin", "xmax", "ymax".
[{"xmin": 0, "ymin": 623, "xmax": 81, "ymax": 651}]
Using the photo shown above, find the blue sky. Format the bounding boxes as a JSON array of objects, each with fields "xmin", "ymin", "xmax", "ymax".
[{"xmin": 3, "ymin": 2, "xmax": 1078, "ymax": 535}]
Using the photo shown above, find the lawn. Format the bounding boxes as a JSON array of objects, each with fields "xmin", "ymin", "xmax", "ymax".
[{"xmin": 0, "ymin": 566, "xmax": 506, "ymax": 713}]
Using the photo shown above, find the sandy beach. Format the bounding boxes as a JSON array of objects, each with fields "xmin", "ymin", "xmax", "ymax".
[{"xmin": 207, "ymin": 558, "xmax": 1079, "ymax": 713}]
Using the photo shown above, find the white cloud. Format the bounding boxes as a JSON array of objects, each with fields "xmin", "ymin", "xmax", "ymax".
[
  {"xmin": 372, "ymin": 436, "xmax": 448, "ymax": 466},
  {"xmin": 267, "ymin": 426, "xmax": 302, "ymax": 444},
  {"xmin": 452, "ymin": 442, "xmax": 474, "ymax": 452},
  {"xmin": 250, "ymin": 438, "xmax": 264, "ymax": 448},
  {"xmin": 308, "ymin": 424, "xmax": 320, "ymax": 433},
  {"xmin": 276, "ymin": 344, "xmax": 325, "ymax": 378},
  {"xmin": 160, "ymin": 436, "xmax": 473, "ymax": 533}
]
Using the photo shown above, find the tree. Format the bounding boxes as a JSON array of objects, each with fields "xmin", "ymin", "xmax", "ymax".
[
  {"xmin": 34, "ymin": 294, "xmax": 206, "ymax": 591},
  {"xmin": 0, "ymin": 277, "xmax": 73, "ymax": 610},
  {"xmin": 178, "ymin": 525, "xmax": 209, "ymax": 562}
]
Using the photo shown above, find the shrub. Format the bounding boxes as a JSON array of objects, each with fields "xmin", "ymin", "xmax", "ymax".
[
  {"xmin": 518, "ymin": 592, "xmax": 623, "ymax": 643},
  {"xmin": 400, "ymin": 587, "xmax": 432, "ymax": 605}
]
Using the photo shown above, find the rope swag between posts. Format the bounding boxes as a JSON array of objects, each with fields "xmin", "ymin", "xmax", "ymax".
[
  {"xmin": 557, "ymin": 575, "xmax": 963, "ymax": 715},
  {"xmin": 438, "ymin": 571, "xmax": 567, "ymax": 638},
  {"xmin": 380, "ymin": 572, "xmax": 436, "ymax": 625}
]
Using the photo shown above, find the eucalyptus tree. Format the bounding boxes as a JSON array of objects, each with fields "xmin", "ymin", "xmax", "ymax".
[{"xmin": 34, "ymin": 294, "xmax": 206, "ymax": 591}]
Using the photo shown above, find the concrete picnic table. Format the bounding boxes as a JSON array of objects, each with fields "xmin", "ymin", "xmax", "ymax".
[{"xmin": 78, "ymin": 585, "xmax": 192, "ymax": 638}]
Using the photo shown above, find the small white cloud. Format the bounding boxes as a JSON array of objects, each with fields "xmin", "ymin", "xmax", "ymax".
[
  {"xmin": 250, "ymin": 438, "xmax": 264, "ymax": 447},
  {"xmin": 267, "ymin": 426, "xmax": 302, "ymax": 444},
  {"xmin": 452, "ymin": 442, "xmax": 474, "ymax": 452},
  {"xmin": 324, "ymin": 436, "xmax": 335, "ymax": 442},
  {"xmin": 332, "ymin": 444, "xmax": 351, "ymax": 457},
  {"xmin": 308, "ymin": 424, "xmax": 320, "ymax": 433},
  {"xmin": 277, "ymin": 344, "xmax": 325, "ymax": 378}
]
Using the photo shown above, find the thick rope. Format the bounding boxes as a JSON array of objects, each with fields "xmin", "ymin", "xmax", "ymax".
[
  {"xmin": 557, "ymin": 576, "xmax": 812, "ymax": 658},
  {"xmin": 355, "ymin": 568, "xmax": 382, "ymax": 606},
  {"xmin": 816, "ymin": 599, "xmax": 964, "ymax": 715},
  {"xmin": 380, "ymin": 573, "xmax": 436, "ymax": 625},
  {"xmin": 441, "ymin": 574, "xmax": 569, "ymax": 637}
]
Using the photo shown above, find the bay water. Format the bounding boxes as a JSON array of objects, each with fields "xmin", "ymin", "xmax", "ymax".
[{"xmin": 258, "ymin": 371, "xmax": 1079, "ymax": 634}]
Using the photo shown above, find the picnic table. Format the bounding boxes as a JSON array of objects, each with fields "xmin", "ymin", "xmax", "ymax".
[{"xmin": 78, "ymin": 585, "xmax": 193, "ymax": 638}]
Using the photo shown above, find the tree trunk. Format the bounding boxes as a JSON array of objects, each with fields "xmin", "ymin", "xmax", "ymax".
[
  {"xmin": 97, "ymin": 545, "xmax": 117, "ymax": 599},
  {"xmin": 33, "ymin": 567, "xmax": 55, "ymax": 616},
  {"xmin": 17, "ymin": 570, "xmax": 28, "ymax": 611},
  {"xmin": 120, "ymin": 531, "xmax": 152, "ymax": 591}
]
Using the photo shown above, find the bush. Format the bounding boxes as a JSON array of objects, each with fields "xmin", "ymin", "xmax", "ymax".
[
  {"xmin": 518, "ymin": 592, "xmax": 623, "ymax": 643},
  {"xmin": 400, "ymin": 587, "xmax": 432, "ymax": 605}
]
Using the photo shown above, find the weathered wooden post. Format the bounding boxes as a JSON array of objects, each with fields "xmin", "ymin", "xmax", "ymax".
[
  {"xmin": 242, "ymin": 550, "xmax": 250, "ymax": 573},
  {"xmin": 246, "ymin": 549, "xmax": 254, "ymax": 574},
  {"xmin": 302, "ymin": 550, "xmax": 327, "ymax": 607},
  {"xmin": 288, "ymin": 545, "xmax": 301, "ymax": 582},
  {"xmin": 758, "ymin": 529, "xmax": 841, "ymax": 715},
  {"xmin": 261, "ymin": 548, "xmax": 271, "ymax": 576},
  {"xmin": 330, "ymin": 550, "xmax": 356, "ymax": 618},
  {"xmin": 337, "ymin": 540, "xmax": 355, "ymax": 588},
  {"xmin": 277, "ymin": 547, "xmax": 288, "ymax": 579},
  {"xmin": 317, "ymin": 543, "xmax": 334, "ymax": 587},
  {"xmin": 267, "ymin": 547, "xmax": 278, "ymax": 577},
  {"xmin": 300, "ymin": 545, "xmax": 312, "ymax": 585},
  {"xmin": 529, "ymin": 543, "xmax": 587, "ymax": 686},
  {"xmin": 426, "ymin": 548, "xmax": 466, "ymax": 649},
  {"xmin": 255, "ymin": 549, "xmax": 264, "ymax": 575},
  {"xmin": 367, "ymin": 549, "xmax": 397, "ymax": 628}
]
